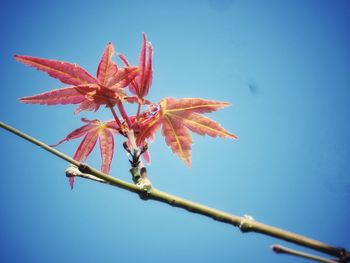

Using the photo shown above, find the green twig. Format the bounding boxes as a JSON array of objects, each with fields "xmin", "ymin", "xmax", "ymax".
[
  {"xmin": 0, "ymin": 121, "xmax": 139, "ymax": 193},
  {"xmin": 0, "ymin": 120, "xmax": 349, "ymax": 261},
  {"xmin": 272, "ymin": 244, "xmax": 340, "ymax": 263}
]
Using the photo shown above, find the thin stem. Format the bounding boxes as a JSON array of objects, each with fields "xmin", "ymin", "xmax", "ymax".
[
  {"xmin": 146, "ymin": 190, "xmax": 345, "ymax": 258},
  {"xmin": 136, "ymin": 103, "xmax": 141, "ymax": 122},
  {"xmin": 272, "ymin": 244, "xmax": 340, "ymax": 263},
  {"xmin": 0, "ymin": 120, "xmax": 349, "ymax": 261},
  {"xmin": 116, "ymin": 100, "xmax": 132, "ymax": 128},
  {"xmin": 0, "ymin": 121, "xmax": 80, "ymax": 167},
  {"xmin": 0, "ymin": 121, "xmax": 138, "ymax": 193},
  {"xmin": 108, "ymin": 103, "xmax": 122, "ymax": 128}
]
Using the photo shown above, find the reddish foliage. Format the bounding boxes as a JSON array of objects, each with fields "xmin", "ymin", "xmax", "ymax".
[
  {"xmin": 51, "ymin": 118, "xmax": 120, "ymax": 188},
  {"xmin": 16, "ymin": 33, "xmax": 237, "ymax": 187},
  {"xmin": 16, "ymin": 42, "xmax": 138, "ymax": 113}
]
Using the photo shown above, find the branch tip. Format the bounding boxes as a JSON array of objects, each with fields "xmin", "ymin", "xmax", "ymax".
[{"xmin": 271, "ymin": 244, "xmax": 341, "ymax": 263}]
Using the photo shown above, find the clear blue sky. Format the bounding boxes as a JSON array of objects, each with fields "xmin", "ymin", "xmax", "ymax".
[{"xmin": 1, "ymin": 0, "xmax": 349, "ymax": 262}]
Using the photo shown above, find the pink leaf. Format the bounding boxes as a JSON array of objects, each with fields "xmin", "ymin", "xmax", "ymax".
[
  {"xmin": 139, "ymin": 33, "xmax": 147, "ymax": 81},
  {"xmin": 50, "ymin": 122, "xmax": 95, "ymax": 147},
  {"xmin": 51, "ymin": 118, "xmax": 120, "ymax": 177},
  {"xmin": 142, "ymin": 149, "xmax": 151, "ymax": 164},
  {"xmin": 136, "ymin": 97, "xmax": 236, "ymax": 166},
  {"xmin": 118, "ymin": 34, "xmax": 153, "ymax": 99},
  {"xmin": 74, "ymin": 84, "xmax": 120, "ymax": 107},
  {"xmin": 14, "ymin": 55, "xmax": 97, "ymax": 86},
  {"xmin": 163, "ymin": 98, "xmax": 231, "ymax": 114},
  {"xmin": 74, "ymin": 100, "xmax": 100, "ymax": 114},
  {"xmin": 73, "ymin": 129, "xmax": 99, "ymax": 161},
  {"xmin": 136, "ymin": 113, "xmax": 162, "ymax": 146},
  {"xmin": 97, "ymin": 43, "xmax": 118, "ymax": 87},
  {"xmin": 108, "ymin": 66, "xmax": 139, "ymax": 90},
  {"xmin": 162, "ymin": 116, "xmax": 192, "ymax": 166},
  {"xmin": 118, "ymin": 53, "xmax": 130, "ymax": 66},
  {"xmin": 81, "ymin": 118, "xmax": 101, "ymax": 124},
  {"xmin": 141, "ymin": 43, "xmax": 153, "ymax": 97},
  {"xmin": 171, "ymin": 112, "xmax": 237, "ymax": 139},
  {"xmin": 69, "ymin": 177, "xmax": 74, "ymax": 190},
  {"xmin": 118, "ymin": 53, "xmax": 138, "ymax": 94},
  {"xmin": 105, "ymin": 119, "xmax": 121, "ymax": 131},
  {"xmin": 19, "ymin": 86, "xmax": 86, "ymax": 105},
  {"xmin": 98, "ymin": 129, "xmax": 114, "ymax": 174}
]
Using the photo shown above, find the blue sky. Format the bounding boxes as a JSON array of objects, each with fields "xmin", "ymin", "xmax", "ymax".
[{"xmin": 0, "ymin": 0, "xmax": 349, "ymax": 262}]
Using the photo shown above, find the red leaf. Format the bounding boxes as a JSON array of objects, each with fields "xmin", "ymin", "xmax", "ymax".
[
  {"xmin": 74, "ymin": 84, "xmax": 120, "ymax": 105},
  {"xmin": 137, "ymin": 98, "xmax": 237, "ymax": 165},
  {"xmin": 50, "ymin": 120, "xmax": 98, "ymax": 147},
  {"xmin": 19, "ymin": 86, "xmax": 85, "ymax": 105},
  {"xmin": 105, "ymin": 119, "xmax": 121, "ymax": 130},
  {"xmin": 108, "ymin": 67, "xmax": 139, "ymax": 90},
  {"xmin": 139, "ymin": 33, "xmax": 147, "ymax": 78},
  {"xmin": 137, "ymin": 33, "xmax": 153, "ymax": 98},
  {"xmin": 69, "ymin": 177, "xmax": 75, "ymax": 190},
  {"xmin": 97, "ymin": 43, "xmax": 118, "ymax": 87},
  {"xmin": 74, "ymin": 100, "xmax": 100, "ymax": 115},
  {"xmin": 118, "ymin": 33, "xmax": 153, "ymax": 101},
  {"xmin": 51, "ymin": 118, "xmax": 120, "ymax": 188},
  {"xmin": 73, "ymin": 129, "xmax": 99, "ymax": 161},
  {"xmin": 16, "ymin": 45, "xmax": 139, "ymax": 114},
  {"xmin": 118, "ymin": 53, "xmax": 130, "ymax": 67},
  {"xmin": 142, "ymin": 43, "xmax": 153, "ymax": 97},
  {"xmin": 142, "ymin": 149, "xmax": 151, "ymax": 164},
  {"xmin": 98, "ymin": 127, "xmax": 114, "ymax": 173},
  {"xmin": 14, "ymin": 55, "xmax": 97, "ymax": 85},
  {"xmin": 162, "ymin": 115, "xmax": 192, "ymax": 166},
  {"xmin": 163, "ymin": 97, "xmax": 231, "ymax": 114},
  {"xmin": 170, "ymin": 112, "xmax": 237, "ymax": 139}
]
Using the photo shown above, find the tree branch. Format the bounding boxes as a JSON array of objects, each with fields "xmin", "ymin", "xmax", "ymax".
[
  {"xmin": 272, "ymin": 244, "xmax": 340, "ymax": 263},
  {"xmin": 1, "ymin": 120, "xmax": 349, "ymax": 262}
]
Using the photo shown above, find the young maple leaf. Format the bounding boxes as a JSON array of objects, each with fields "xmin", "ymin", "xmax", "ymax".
[
  {"xmin": 136, "ymin": 98, "xmax": 237, "ymax": 166},
  {"xmin": 15, "ymin": 43, "xmax": 139, "ymax": 113},
  {"xmin": 118, "ymin": 33, "xmax": 153, "ymax": 103},
  {"xmin": 52, "ymin": 118, "xmax": 120, "ymax": 188}
]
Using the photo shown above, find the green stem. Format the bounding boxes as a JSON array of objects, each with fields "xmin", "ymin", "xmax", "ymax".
[
  {"xmin": 0, "ymin": 121, "xmax": 80, "ymax": 167},
  {"xmin": 0, "ymin": 121, "xmax": 138, "ymax": 193},
  {"xmin": 146, "ymin": 190, "xmax": 344, "ymax": 258},
  {"xmin": 272, "ymin": 244, "xmax": 340, "ymax": 263},
  {"xmin": 0, "ymin": 120, "xmax": 349, "ymax": 261}
]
